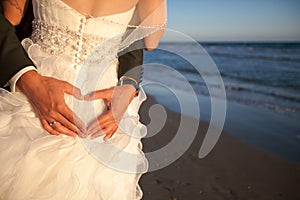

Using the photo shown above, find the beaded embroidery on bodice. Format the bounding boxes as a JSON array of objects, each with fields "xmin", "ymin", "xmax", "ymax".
[{"xmin": 30, "ymin": 0, "xmax": 135, "ymax": 68}]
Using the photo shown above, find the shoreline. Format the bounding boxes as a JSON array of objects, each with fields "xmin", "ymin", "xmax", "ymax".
[
  {"xmin": 139, "ymin": 95, "xmax": 300, "ymax": 199},
  {"xmin": 143, "ymin": 87, "xmax": 300, "ymax": 162}
]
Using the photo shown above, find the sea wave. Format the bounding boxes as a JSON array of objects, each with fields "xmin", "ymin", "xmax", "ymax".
[
  {"xmin": 144, "ymin": 42, "xmax": 300, "ymax": 116},
  {"xmin": 208, "ymin": 52, "xmax": 300, "ymax": 62}
]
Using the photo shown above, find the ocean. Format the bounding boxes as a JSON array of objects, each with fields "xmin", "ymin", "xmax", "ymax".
[{"xmin": 142, "ymin": 42, "xmax": 300, "ymax": 161}]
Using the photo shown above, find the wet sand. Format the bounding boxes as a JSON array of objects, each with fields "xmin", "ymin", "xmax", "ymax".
[{"xmin": 139, "ymin": 96, "xmax": 300, "ymax": 200}]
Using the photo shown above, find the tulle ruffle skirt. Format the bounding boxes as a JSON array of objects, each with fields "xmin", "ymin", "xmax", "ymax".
[{"xmin": 0, "ymin": 39, "xmax": 148, "ymax": 200}]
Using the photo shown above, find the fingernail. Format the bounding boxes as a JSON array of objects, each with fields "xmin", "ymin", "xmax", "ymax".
[
  {"xmin": 80, "ymin": 128, "xmax": 86, "ymax": 133},
  {"xmin": 78, "ymin": 132, "xmax": 85, "ymax": 138}
]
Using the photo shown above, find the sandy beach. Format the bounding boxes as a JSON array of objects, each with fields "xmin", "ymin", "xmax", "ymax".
[{"xmin": 139, "ymin": 95, "xmax": 300, "ymax": 200}]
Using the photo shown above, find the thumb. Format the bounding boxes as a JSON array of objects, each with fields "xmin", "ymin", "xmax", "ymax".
[
  {"xmin": 63, "ymin": 82, "xmax": 84, "ymax": 100},
  {"xmin": 84, "ymin": 88, "xmax": 113, "ymax": 101}
]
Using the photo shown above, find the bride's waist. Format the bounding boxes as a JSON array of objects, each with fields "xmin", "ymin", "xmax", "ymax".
[
  {"xmin": 22, "ymin": 39, "xmax": 119, "ymax": 93},
  {"xmin": 30, "ymin": 19, "xmax": 120, "ymax": 62}
]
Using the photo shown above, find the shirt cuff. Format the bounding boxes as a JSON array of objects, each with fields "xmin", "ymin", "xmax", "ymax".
[{"xmin": 8, "ymin": 66, "xmax": 37, "ymax": 92}]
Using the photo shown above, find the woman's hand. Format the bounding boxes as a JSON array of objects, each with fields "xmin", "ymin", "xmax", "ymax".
[{"xmin": 84, "ymin": 85, "xmax": 137, "ymax": 141}]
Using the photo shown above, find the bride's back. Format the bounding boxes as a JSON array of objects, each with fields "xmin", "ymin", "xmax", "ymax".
[
  {"xmin": 2, "ymin": 0, "xmax": 138, "ymax": 25},
  {"xmin": 3, "ymin": 0, "xmax": 166, "ymax": 50},
  {"xmin": 61, "ymin": 0, "xmax": 139, "ymax": 18}
]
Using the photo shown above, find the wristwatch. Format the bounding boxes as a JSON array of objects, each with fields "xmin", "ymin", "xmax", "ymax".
[{"xmin": 117, "ymin": 76, "xmax": 140, "ymax": 94}]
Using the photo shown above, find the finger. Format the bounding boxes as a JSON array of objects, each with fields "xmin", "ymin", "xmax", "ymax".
[
  {"xmin": 84, "ymin": 91, "xmax": 104, "ymax": 101},
  {"xmin": 57, "ymin": 115, "xmax": 86, "ymax": 136},
  {"xmin": 50, "ymin": 121, "xmax": 77, "ymax": 137},
  {"xmin": 86, "ymin": 114, "xmax": 112, "ymax": 135},
  {"xmin": 41, "ymin": 119, "xmax": 60, "ymax": 135},
  {"xmin": 57, "ymin": 104, "xmax": 86, "ymax": 133},
  {"xmin": 90, "ymin": 129, "xmax": 105, "ymax": 140},
  {"xmin": 87, "ymin": 110, "xmax": 121, "ymax": 135},
  {"xmin": 87, "ymin": 115, "xmax": 114, "ymax": 134},
  {"xmin": 86, "ymin": 112, "xmax": 105, "ymax": 134},
  {"xmin": 103, "ymin": 125, "xmax": 118, "ymax": 141},
  {"xmin": 90, "ymin": 121, "xmax": 117, "ymax": 140},
  {"xmin": 63, "ymin": 81, "xmax": 84, "ymax": 100},
  {"xmin": 87, "ymin": 119, "xmax": 102, "ymax": 135},
  {"xmin": 90, "ymin": 119, "xmax": 117, "ymax": 140},
  {"xmin": 88, "ymin": 115, "xmax": 118, "ymax": 140},
  {"xmin": 77, "ymin": 131, "xmax": 88, "ymax": 139},
  {"xmin": 54, "ymin": 112, "xmax": 79, "ymax": 133},
  {"xmin": 31, "ymin": 103, "xmax": 60, "ymax": 136},
  {"xmin": 84, "ymin": 88, "xmax": 113, "ymax": 101}
]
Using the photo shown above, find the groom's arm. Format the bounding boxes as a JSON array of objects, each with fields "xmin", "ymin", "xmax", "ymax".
[
  {"xmin": 0, "ymin": 6, "xmax": 85, "ymax": 137},
  {"xmin": 118, "ymin": 43, "xmax": 143, "ymax": 85},
  {"xmin": 0, "ymin": 11, "xmax": 35, "ymax": 88}
]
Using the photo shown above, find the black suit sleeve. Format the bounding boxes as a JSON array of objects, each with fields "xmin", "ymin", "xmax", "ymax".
[
  {"xmin": 15, "ymin": 0, "xmax": 34, "ymax": 41},
  {"xmin": 118, "ymin": 40, "xmax": 144, "ymax": 84},
  {"xmin": 0, "ymin": 11, "xmax": 34, "ymax": 87}
]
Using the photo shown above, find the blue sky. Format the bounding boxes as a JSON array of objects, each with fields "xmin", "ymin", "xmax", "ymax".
[{"xmin": 165, "ymin": 0, "xmax": 300, "ymax": 41}]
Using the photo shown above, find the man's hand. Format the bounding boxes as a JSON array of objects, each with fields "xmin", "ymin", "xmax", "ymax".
[
  {"xmin": 84, "ymin": 85, "xmax": 137, "ymax": 141},
  {"xmin": 17, "ymin": 70, "xmax": 86, "ymax": 137}
]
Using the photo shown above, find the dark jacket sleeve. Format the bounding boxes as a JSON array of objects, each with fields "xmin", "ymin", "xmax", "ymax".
[
  {"xmin": 0, "ymin": 10, "xmax": 34, "ymax": 87},
  {"xmin": 118, "ymin": 41, "xmax": 144, "ymax": 84},
  {"xmin": 15, "ymin": 0, "xmax": 34, "ymax": 41}
]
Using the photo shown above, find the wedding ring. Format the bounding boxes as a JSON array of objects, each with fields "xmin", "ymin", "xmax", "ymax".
[{"xmin": 49, "ymin": 120, "xmax": 57, "ymax": 126}]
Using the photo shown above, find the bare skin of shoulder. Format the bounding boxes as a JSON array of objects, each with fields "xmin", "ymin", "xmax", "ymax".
[{"xmin": 61, "ymin": 0, "xmax": 139, "ymax": 18}]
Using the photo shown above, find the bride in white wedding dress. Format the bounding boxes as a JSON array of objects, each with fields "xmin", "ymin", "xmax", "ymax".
[{"xmin": 0, "ymin": 0, "xmax": 166, "ymax": 199}]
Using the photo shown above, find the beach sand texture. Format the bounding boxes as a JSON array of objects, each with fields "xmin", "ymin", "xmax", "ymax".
[{"xmin": 139, "ymin": 96, "xmax": 300, "ymax": 200}]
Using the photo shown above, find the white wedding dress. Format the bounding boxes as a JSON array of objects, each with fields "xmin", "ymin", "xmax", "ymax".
[{"xmin": 0, "ymin": 0, "xmax": 148, "ymax": 199}]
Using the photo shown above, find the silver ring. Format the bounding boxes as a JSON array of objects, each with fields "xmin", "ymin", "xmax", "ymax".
[{"xmin": 49, "ymin": 120, "xmax": 57, "ymax": 126}]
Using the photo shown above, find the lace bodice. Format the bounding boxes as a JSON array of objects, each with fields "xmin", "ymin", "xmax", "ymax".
[{"xmin": 30, "ymin": 0, "xmax": 135, "ymax": 68}]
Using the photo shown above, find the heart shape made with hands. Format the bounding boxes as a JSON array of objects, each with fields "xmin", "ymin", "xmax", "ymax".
[{"xmin": 65, "ymin": 94, "xmax": 107, "ymax": 141}]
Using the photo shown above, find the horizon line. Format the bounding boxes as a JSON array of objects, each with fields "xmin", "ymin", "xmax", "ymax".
[{"xmin": 159, "ymin": 40, "xmax": 300, "ymax": 43}]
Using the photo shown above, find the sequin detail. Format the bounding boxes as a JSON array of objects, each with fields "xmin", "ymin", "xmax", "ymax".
[{"xmin": 31, "ymin": 19, "xmax": 122, "ymax": 68}]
